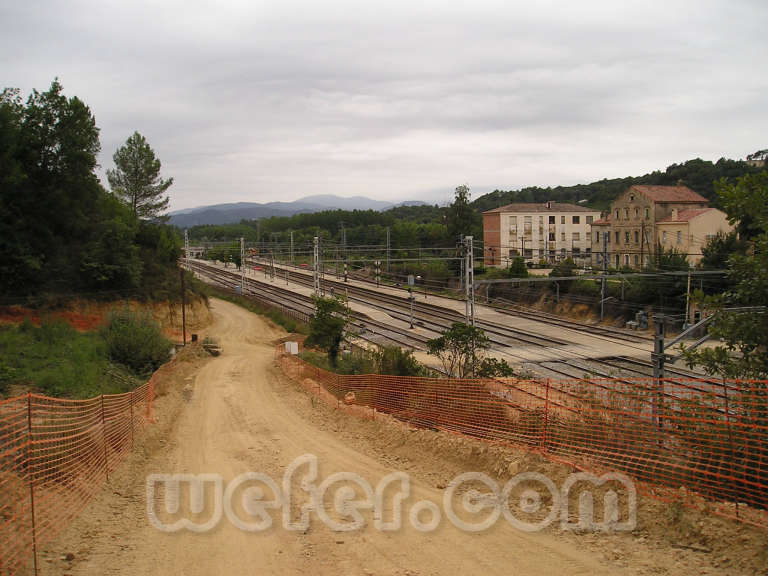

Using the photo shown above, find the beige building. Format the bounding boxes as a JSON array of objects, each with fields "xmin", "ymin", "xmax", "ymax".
[
  {"xmin": 655, "ymin": 208, "xmax": 734, "ymax": 265},
  {"xmin": 590, "ymin": 184, "xmax": 733, "ymax": 268},
  {"xmin": 482, "ymin": 202, "xmax": 601, "ymax": 267}
]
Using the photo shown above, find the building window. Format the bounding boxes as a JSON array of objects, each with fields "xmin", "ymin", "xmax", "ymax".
[
  {"xmin": 645, "ymin": 207, "xmax": 649, "ymax": 219},
  {"xmin": 524, "ymin": 216, "xmax": 532, "ymax": 235},
  {"xmin": 509, "ymin": 216, "xmax": 517, "ymax": 225},
  {"xmin": 524, "ymin": 248, "xmax": 533, "ymax": 258},
  {"xmin": 573, "ymin": 247, "xmax": 581, "ymax": 255},
  {"xmin": 634, "ymin": 207, "xmax": 639, "ymax": 219},
  {"xmin": 606, "ymin": 232, "xmax": 611, "ymax": 244},
  {"xmin": 561, "ymin": 215, "xmax": 565, "ymax": 224},
  {"xmin": 549, "ymin": 232, "xmax": 556, "ymax": 241},
  {"xmin": 634, "ymin": 230, "xmax": 639, "ymax": 243},
  {"xmin": 561, "ymin": 232, "xmax": 566, "ymax": 241},
  {"xmin": 572, "ymin": 215, "xmax": 580, "ymax": 224},
  {"xmin": 586, "ymin": 215, "xmax": 593, "ymax": 224},
  {"xmin": 615, "ymin": 231, "xmax": 620, "ymax": 243},
  {"xmin": 615, "ymin": 210, "xmax": 620, "ymax": 219},
  {"xmin": 677, "ymin": 231, "xmax": 682, "ymax": 244},
  {"xmin": 595, "ymin": 231, "xmax": 600, "ymax": 242},
  {"xmin": 630, "ymin": 194, "xmax": 635, "ymax": 202},
  {"xmin": 634, "ymin": 255, "xmax": 639, "ymax": 266},
  {"xmin": 509, "ymin": 249, "xmax": 519, "ymax": 258},
  {"xmin": 624, "ymin": 231, "xmax": 630, "ymax": 244},
  {"xmin": 662, "ymin": 231, "xmax": 667, "ymax": 244},
  {"xmin": 561, "ymin": 248, "xmax": 567, "ymax": 256},
  {"xmin": 624, "ymin": 254, "xmax": 630, "ymax": 266},
  {"xmin": 624, "ymin": 207, "xmax": 629, "ymax": 220},
  {"xmin": 615, "ymin": 254, "xmax": 620, "ymax": 267},
  {"xmin": 549, "ymin": 215, "xmax": 555, "ymax": 224},
  {"xmin": 572, "ymin": 232, "xmax": 580, "ymax": 241}
]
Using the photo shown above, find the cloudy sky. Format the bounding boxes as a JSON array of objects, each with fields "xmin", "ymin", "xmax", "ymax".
[{"xmin": 2, "ymin": 0, "xmax": 767, "ymax": 210}]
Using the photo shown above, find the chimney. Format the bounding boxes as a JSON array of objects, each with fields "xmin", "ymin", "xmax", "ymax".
[
  {"xmin": 546, "ymin": 200, "xmax": 552, "ymax": 209},
  {"xmin": 671, "ymin": 208, "xmax": 678, "ymax": 220}
]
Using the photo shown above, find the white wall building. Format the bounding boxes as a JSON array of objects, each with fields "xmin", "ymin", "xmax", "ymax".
[{"xmin": 483, "ymin": 201, "xmax": 601, "ymax": 267}]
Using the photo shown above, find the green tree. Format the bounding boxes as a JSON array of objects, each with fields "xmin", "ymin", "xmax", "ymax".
[
  {"xmin": 0, "ymin": 80, "xmax": 104, "ymax": 294},
  {"xmin": 715, "ymin": 171, "xmax": 768, "ymax": 240},
  {"xmin": 507, "ymin": 257, "xmax": 529, "ymax": 278},
  {"xmin": 305, "ymin": 296, "xmax": 347, "ymax": 365},
  {"xmin": 107, "ymin": 131, "xmax": 173, "ymax": 220},
  {"xmin": 446, "ymin": 184, "xmax": 481, "ymax": 241},
  {"xmin": 682, "ymin": 173, "xmax": 768, "ymax": 379},
  {"xmin": 427, "ymin": 322, "xmax": 490, "ymax": 378},
  {"xmin": 374, "ymin": 346, "xmax": 424, "ymax": 376},
  {"xmin": 699, "ymin": 230, "xmax": 747, "ymax": 270}
]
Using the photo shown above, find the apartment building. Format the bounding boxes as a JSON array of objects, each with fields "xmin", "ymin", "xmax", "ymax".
[
  {"xmin": 482, "ymin": 202, "xmax": 601, "ymax": 267},
  {"xmin": 590, "ymin": 184, "xmax": 733, "ymax": 268}
]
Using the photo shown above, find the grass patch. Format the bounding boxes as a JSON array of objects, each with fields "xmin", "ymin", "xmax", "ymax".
[
  {"xmin": 0, "ymin": 319, "xmax": 144, "ymax": 398},
  {"xmin": 193, "ymin": 278, "xmax": 308, "ymax": 335}
]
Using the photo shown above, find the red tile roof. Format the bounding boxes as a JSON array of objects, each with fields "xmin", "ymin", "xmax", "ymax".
[
  {"xmin": 631, "ymin": 185, "xmax": 708, "ymax": 203},
  {"xmin": 483, "ymin": 202, "xmax": 596, "ymax": 214},
  {"xmin": 656, "ymin": 208, "xmax": 715, "ymax": 223},
  {"xmin": 591, "ymin": 218, "xmax": 610, "ymax": 225}
]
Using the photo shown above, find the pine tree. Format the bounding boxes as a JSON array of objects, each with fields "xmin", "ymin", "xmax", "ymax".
[{"xmin": 107, "ymin": 131, "xmax": 173, "ymax": 220}]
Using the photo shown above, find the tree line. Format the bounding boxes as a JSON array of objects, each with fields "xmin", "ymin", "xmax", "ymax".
[{"xmin": 0, "ymin": 80, "xmax": 181, "ymax": 301}]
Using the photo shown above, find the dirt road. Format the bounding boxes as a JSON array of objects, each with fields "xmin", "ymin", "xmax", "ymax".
[{"xmin": 38, "ymin": 299, "xmax": 757, "ymax": 575}]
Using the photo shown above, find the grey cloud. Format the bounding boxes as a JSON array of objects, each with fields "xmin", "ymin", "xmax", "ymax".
[{"xmin": 2, "ymin": 0, "xmax": 767, "ymax": 209}]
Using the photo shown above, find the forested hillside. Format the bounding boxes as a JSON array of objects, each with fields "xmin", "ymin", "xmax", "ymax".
[
  {"xmin": 0, "ymin": 80, "xmax": 183, "ymax": 301},
  {"xmin": 473, "ymin": 157, "xmax": 762, "ymax": 212}
]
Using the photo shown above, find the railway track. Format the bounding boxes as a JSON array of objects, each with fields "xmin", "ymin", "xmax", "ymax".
[
  {"xmin": 191, "ymin": 259, "xmax": 710, "ymax": 383},
  {"xmin": 244, "ymin": 257, "xmax": 568, "ymax": 349},
  {"xmin": 187, "ymin": 260, "xmax": 431, "ymax": 351}
]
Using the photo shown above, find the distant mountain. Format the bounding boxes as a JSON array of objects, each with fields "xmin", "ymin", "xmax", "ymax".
[{"xmin": 169, "ymin": 195, "xmax": 425, "ymax": 227}]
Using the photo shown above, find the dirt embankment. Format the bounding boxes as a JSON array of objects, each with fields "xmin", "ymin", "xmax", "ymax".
[
  {"xmin": 38, "ymin": 299, "xmax": 768, "ymax": 576},
  {"xmin": 0, "ymin": 295, "xmax": 212, "ymax": 340}
]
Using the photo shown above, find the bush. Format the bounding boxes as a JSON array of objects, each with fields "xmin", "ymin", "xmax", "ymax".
[
  {"xmin": 102, "ymin": 308, "xmax": 172, "ymax": 374},
  {"xmin": 375, "ymin": 346, "xmax": 424, "ymax": 376}
]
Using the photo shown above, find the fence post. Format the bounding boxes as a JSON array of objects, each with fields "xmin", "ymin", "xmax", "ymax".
[
  {"xmin": 130, "ymin": 390, "xmax": 134, "ymax": 450},
  {"xmin": 722, "ymin": 380, "xmax": 739, "ymax": 519},
  {"xmin": 541, "ymin": 379, "xmax": 550, "ymax": 453},
  {"xmin": 26, "ymin": 393, "xmax": 39, "ymax": 576},
  {"xmin": 147, "ymin": 377, "xmax": 154, "ymax": 423},
  {"xmin": 100, "ymin": 394, "xmax": 109, "ymax": 481}
]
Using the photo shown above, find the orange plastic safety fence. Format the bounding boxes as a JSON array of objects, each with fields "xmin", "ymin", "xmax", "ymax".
[
  {"xmin": 277, "ymin": 348, "xmax": 768, "ymax": 529},
  {"xmin": 0, "ymin": 381, "xmax": 153, "ymax": 575}
]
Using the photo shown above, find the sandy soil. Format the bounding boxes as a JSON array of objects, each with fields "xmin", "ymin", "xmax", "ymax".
[{"xmin": 38, "ymin": 299, "xmax": 767, "ymax": 576}]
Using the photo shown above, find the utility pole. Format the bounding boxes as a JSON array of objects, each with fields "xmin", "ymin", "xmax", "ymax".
[
  {"xmin": 375, "ymin": 260, "xmax": 380, "ymax": 287},
  {"xmin": 600, "ymin": 232, "xmax": 608, "ymax": 321},
  {"xmin": 270, "ymin": 250, "xmax": 275, "ymax": 281},
  {"xmin": 313, "ymin": 236, "xmax": 320, "ymax": 296},
  {"xmin": 459, "ymin": 234, "xmax": 464, "ymax": 292},
  {"xmin": 180, "ymin": 267, "xmax": 186, "ymax": 345},
  {"xmin": 409, "ymin": 286, "xmax": 414, "ymax": 329},
  {"xmin": 386, "ymin": 227, "xmax": 391, "ymax": 273},
  {"xmin": 685, "ymin": 267, "xmax": 692, "ymax": 327},
  {"xmin": 184, "ymin": 229, "xmax": 189, "ymax": 263},
  {"xmin": 240, "ymin": 237, "xmax": 245, "ymax": 294},
  {"xmin": 343, "ymin": 257, "xmax": 348, "ymax": 283},
  {"xmin": 464, "ymin": 236, "xmax": 475, "ymax": 326},
  {"xmin": 290, "ymin": 231, "xmax": 294, "ymax": 267},
  {"xmin": 652, "ymin": 315, "xmax": 666, "ymax": 432},
  {"xmin": 340, "ymin": 221, "xmax": 347, "ymax": 260}
]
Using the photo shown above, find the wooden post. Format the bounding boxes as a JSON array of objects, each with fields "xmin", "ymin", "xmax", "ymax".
[
  {"xmin": 541, "ymin": 379, "xmax": 550, "ymax": 453},
  {"xmin": 101, "ymin": 394, "xmax": 109, "ymax": 481},
  {"xmin": 26, "ymin": 394, "xmax": 39, "ymax": 576}
]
